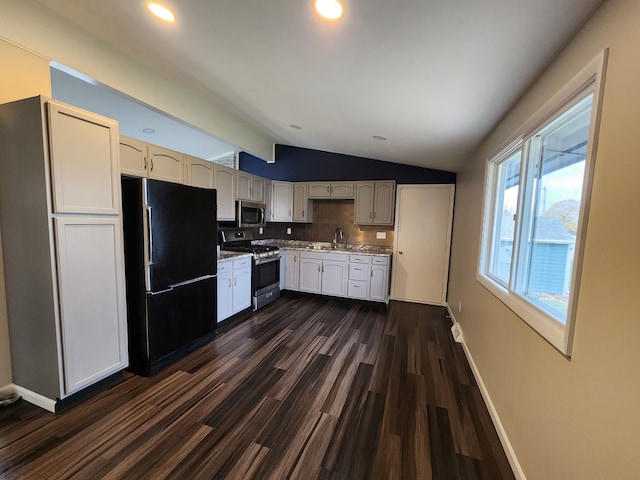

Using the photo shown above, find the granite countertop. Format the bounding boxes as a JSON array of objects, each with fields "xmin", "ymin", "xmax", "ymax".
[
  {"xmin": 255, "ymin": 239, "xmax": 392, "ymax": 257},
  {"xmin": 217, "ymin": 251, "xmax": 252, "ymax": 261}
]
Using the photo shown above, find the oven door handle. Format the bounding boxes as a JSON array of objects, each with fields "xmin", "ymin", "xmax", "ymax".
[{"xmin": 254, "ymin": 255, "xmax": 281, "ymax": 265}]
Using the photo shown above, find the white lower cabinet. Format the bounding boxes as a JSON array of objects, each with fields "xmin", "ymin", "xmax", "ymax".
[
  {"xmin": 299, "ymin": 256, "xmax": 323, "ymax": 293},
  {"xmin": 217, "ymin": 266, "xmax": 233, "ymax": 321},
  {"xmin": 299, "ymin": 251, "xmax": 347, "ymax": 297},
  {"xmin": 321, "ymin": 259, "xmax": 347, "ymax": 296},
  {"xmin": 347, "ymin": 254, "xmax": 391, "ymax": 302},
  {"xmin": 283, "ymin": 249, "xmax": 300, "ymax": 290},
  {"xmin": 369, "ymin": 256, "xmax": 390, "ymax": 302},
  {"xmin": 217, "ymin": 256, "xmax": 252, "ymax": 323},
  {"xmin": 54, "ymin": 217, "xmax": 128, "ymax": 394},
  {"xmin": 282, "ymin": 249, "xmax": 390, "ymax": 303},
  {"xmin": 232, "ymin": 260, "xmax": 252, "ymax": 313},
  {"xmin": 347, "ymin": 259, "xmax": 371, "ymax": 300}
]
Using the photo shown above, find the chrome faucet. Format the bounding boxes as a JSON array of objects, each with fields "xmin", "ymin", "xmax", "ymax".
[{"xmin": 332, "ymin": 227, "xmax": 344, "ymax": 249}]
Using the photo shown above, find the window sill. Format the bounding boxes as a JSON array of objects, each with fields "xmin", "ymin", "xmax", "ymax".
[{"xmin": 476, "ymin": 273, "xmax": 571, "ymax": 356}]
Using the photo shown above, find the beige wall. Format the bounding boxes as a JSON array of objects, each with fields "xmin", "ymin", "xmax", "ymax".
[
  {"xmin": 448, "ymin": 0, "xmax": 640, "ymax": 479},
  {"xmin": 0, "ymin": 40, "xmax": 52, "ymax": 387}
]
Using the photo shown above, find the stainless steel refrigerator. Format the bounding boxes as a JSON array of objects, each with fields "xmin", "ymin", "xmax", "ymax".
[{"xmin": 121, "ymin": 177, "xmax": 217, "ymax": 375}]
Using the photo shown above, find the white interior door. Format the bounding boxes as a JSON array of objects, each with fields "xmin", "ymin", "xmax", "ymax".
[{"xmin": 392, "ymin": 185, "xmax": 455, "ymax": 305}]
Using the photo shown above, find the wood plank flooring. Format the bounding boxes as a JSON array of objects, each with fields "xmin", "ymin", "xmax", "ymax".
[{"xmin": 0, "ymin": 292, "xmax": 515, "ymax": 480}]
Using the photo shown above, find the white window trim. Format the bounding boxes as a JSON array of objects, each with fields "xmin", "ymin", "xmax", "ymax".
[{"xmin": 477, "ymin": 50, "xmax": 608, "ymax": 356}]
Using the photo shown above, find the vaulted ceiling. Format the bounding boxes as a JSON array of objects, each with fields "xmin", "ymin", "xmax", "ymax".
[{"xmin": 36, "ymin": 0, "xmax": 604, "ymax": 171}]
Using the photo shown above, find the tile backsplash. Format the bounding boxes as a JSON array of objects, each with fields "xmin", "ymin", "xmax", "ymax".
[{"xmin": 259, "ymin": 199, "xmax": 394, "ymax": 247}]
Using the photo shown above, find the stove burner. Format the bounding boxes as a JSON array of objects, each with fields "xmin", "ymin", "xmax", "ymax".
[
  {"xmin": 221, "ymin": 244, "xmax": 280, "ymax": 258},
  {"xmin": 223, "ymin": 245, "xmax": 278, "ymax": 253}
]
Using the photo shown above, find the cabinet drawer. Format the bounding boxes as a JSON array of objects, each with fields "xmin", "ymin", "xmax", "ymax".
[
  {"xmin": 347, "ymin": 280, "xmax": 369, "ymax": 299},
  {"xmin": 233, "ymin": 257, "xmax": 252, "ymax": 269},
  {"xmin": 349, "ymin": 254, "xmax": 370, "ymax": 264},
  {"xmin": 372, "ymin": 256, "xmax": 390, "ymax": 266},
  {"xmin": 217, "ymin": 261, "xmax": 232, "ymax": 273},
  {"xmin": 300, "ymin": 250, "xmax": 346, "ymax": 262},
  {"xmin": 349, "ymin": 263, "xmax": 370, "ymax": 281}
]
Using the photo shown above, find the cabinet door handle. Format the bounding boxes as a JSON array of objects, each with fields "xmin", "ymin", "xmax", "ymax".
[
  {"xmin": 371, "ymin": 270, "xmax": 373, "ymax": 277},
  {"xmin": 327, "ymin": 186, "xmax": 331, "ymax": 194},
  {"xmin": 228, "ymin": 279, "xmax": 232, "ymax": 288},
  {"xmin": 234, "ymin": 277, "xmax": 237, "ymax": 286},
  {"xmin": 143, "ymin": 157, "xmax": 147, "ymax": 170},
  {"xmin": 150, "ymin": 158, "xmax": 154, "ymax": 171}
]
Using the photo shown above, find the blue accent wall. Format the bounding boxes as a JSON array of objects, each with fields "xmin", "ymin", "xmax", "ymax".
[{"xmin": 239, "ymin": 145, "xmax": 456, "ymax": 184}]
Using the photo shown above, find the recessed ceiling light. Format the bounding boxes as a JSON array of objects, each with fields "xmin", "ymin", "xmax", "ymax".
[
  {"xmin": 315, "ymin": 0, "xmax": 343, "ymax": 20},
  {"xmin": 373, "ymin": 135, "xmax": 386, "ymax": 141},
  {"xmin": 147, "ymin": 3, "xmax": 175, "ymax": 23},
  {"xmin": 143, "ymin": 128, "xmax": 156, "ymax": 134},
  {"xmin": 289, "ymin": 124, "xmax": 303, "ymax": 130}
]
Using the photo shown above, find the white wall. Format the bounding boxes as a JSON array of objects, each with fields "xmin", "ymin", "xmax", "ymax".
[
  {"xmin": 447, "ymin": 0, "xmax": 640, "ymax": 479},
  {"xmin": 0, "ymin": 0, "xmax": 275, "ymax": 162}
]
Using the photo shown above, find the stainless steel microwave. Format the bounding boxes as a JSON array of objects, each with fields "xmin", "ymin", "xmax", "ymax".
[{"xmin": 237, "ymin": 200, "xmax": 266, "ymax": 228}]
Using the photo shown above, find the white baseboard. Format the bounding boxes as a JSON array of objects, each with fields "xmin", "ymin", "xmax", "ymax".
[
  {"xmin": 1, "ymin": 383, "xmax": 56, "ymax": 412},
  {"xmin": 446, "ymin": 304, "xmax": 527, "ymax": 480}
]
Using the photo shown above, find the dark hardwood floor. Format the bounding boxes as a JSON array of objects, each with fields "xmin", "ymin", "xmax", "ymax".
[{"xmin": 0, "ymin": 292, "xmax": 515, "ymax": 480}]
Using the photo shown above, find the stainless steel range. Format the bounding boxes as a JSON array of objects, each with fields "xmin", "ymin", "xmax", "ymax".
[{"xmin": 220, "ymin": 230, "xmax": 281, "ymax": 310}]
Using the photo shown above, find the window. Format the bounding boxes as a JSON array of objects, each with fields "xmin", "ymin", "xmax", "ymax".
[{"xmin": 478, "ymin": 52, "xmax": 607, "ymax": 356}]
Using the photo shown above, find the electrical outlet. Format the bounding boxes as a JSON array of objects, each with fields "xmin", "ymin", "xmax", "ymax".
[
  {"xmin": 286, "ymin": 227, "xmax": 292, "ymax": 235},
  {"xmin": 376, "ymin": 232, "xmax": 386, "ymax": 239},
  {"xmin": 259, "ymin": 227, "xmax": 263, "ymax": 234},
  {"xmin": 458, "ymin": 301, "xmax": 462, "ymax": 313}
]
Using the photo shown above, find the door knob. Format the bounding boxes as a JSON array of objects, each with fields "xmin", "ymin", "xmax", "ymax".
[{"xmin": 398, "ymin": 251, "xmax": 403, "ymax": 255}]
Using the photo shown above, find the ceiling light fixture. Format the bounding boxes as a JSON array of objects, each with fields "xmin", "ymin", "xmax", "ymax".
[
  {"xmin": 143, "ymin": 128, "xmax": 156, "ymax": 134},
  {"xmin": 147, "ymin": 3, "xmax": 176, "ymax": 23},
  {"xmin": 315, "ymin": 0, "xmax": 343, "ymax": 20}
]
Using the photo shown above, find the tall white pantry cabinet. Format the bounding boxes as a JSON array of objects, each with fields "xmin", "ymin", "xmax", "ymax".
[{"xmin": 0, "ymin": 96, "xmax": 128, "ymax": 412}]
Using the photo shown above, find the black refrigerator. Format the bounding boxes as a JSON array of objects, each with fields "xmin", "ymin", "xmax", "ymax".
[{"xmin": 121, "ymin": 177, "xmax": 217, "ymax": 376}]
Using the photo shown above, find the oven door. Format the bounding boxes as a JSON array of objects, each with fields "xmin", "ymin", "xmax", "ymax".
[{"xmin": 253, "ymin": 255, "xmax": 280, "ymax": 296}]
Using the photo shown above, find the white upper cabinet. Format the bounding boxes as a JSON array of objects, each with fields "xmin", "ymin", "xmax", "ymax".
[
  {"xmin": 147, "ymin": 145, "xmax": 185, "ymax": 184},
  {"xmin": 293, "ymin": 183, "xmax": 313, "ymax": 222},
  {"xmin": 119, "ymin": 137, "xmax": 186, "ymax": 185},
  {"xmin": 308, "ymin": 182, "xmax": 354, "ymax": 198},
  {"xmin": 47, "ymin": 101, "xmax": 120, "ymax": 214},
  {"xmin": 214, "ymin": 164, "xmax": 237, "ymax": 221},
  {"xmin": 271, "ymin": 181, "xmax": 293, "ymax": 222},
  {"xmin": 119, "ymin": 136, "xmax": 148, "ymax": 178},
  {"xmin": 187, "ymin": 155, "xmax": 215, "ymax": 189},
  {"xmin": 237, "ymin": 171, "xmax": 265, "ymax": 202},
  {"xmin": 354, "ymin": 181, "xmax": 396, "ymax": 225}
]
